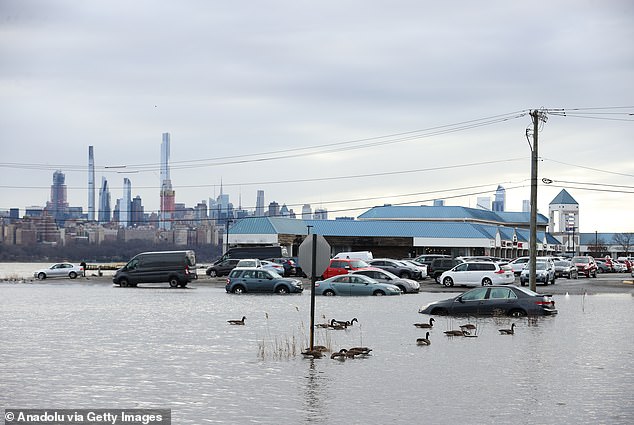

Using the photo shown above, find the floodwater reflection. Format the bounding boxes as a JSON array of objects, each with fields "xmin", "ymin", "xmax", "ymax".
[{"xmin": 0, "ymin": 283, "xmax": 632, "ymax": 424}]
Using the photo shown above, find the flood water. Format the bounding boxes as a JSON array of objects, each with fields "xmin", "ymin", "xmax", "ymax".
[{"xmin": 1, "ymin": 281, "xmax": 632, "ymax": 424}]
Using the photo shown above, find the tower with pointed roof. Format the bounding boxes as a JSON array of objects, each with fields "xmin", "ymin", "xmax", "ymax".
[{"xmin": 548, "ymin": 189, "xmax": 579, "ymax": 253}]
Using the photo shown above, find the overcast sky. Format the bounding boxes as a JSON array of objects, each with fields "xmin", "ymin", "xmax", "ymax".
[{"xmin": 1, "ymin": 0, "xmax": 632, "ymax": 233}]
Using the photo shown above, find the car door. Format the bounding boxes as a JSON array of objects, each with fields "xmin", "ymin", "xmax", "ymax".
[
  {"xmin": 450, "ymin": 263, "xmax": 469, "ymax": 285},
  {"xmin": 348, "ymin": 275, "xmax": 374, "ymax": 295},
  {"xmin": 49, "ymin": 263, "xmax": 64, "ymax": 277},
  {"xmin": 255, "ymin": 270, "xmax": 276, "ymax": 292},
  {"xmin": 450, "ymin": 287, "xmax": 489, "ymax": 314},
  {"xmin": 481, "ymin": 287, "xmax": 520, "ymax": 314},
  {"xmin": 330, "ymin": 275, "xmax": 352, "ymax": 295}
]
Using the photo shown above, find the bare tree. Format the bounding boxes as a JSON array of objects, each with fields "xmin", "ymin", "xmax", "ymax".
[
  {"xmin": 588, "ymin": 237, "xmax": 608, "ymax": 257},
  {"xmin": 612, "ymin": 232, "xmax": 634, "ymax": 256}
]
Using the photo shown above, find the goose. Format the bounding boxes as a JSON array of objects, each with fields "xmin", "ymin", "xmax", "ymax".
[
  {"xmin": 459, "ymin": 323, "xmax": 476, "ymax": 331},
  {"xmin": 347, "ymin": 318, "xmax": 359, "ymax": 326},
  {"xmin": 227, "ymin": 316, "xmax": 246, "ymax": 325},
  {"xmin": 315, "ymin": 323, "xmax": 330, "ymax": 328},
  {"xmin": 310, "ymin": 345, "xmax": 329, "ymax": 352},
  {"xmin": 330, "ymin": 349, "xmax": 348, "ymax": 360},
  {"xmin": 499, "ymin": 323, "xmax": 516, "ymax": 335},
  {"xmin": 416, "ymin": 332, "xmax": 431, "ymax": 345},
  {"xmin": 347, "ymin": 346, "xmax": 372, "ymax": 355},
  {"xmin": 301, "ymin": 349, "xmax": 324, "ymax": 359},
  {"xmin": 414, "ymin": 318, "xmax": 435, "ymax": 328},
  {"xmin": 444, "ymin": 329, "xmax": 467, "ymax": 336}
]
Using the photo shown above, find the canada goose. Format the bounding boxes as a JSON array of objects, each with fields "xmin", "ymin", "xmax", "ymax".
[
  {"xmin": 499, "ymin": 323, "xmax": 516, "ymax": 335},
  {"xmin": 444, "ymin": 329, "xmax": 467, "ymax": 336},
  {"xmin": 301, "ymin": 349, "xmax": 324, "ymax": 359},
  {"xmin": 227, "ymin": 316, "xmax": 246, "ymax": 325},
  {"xmin": 416, "ymin": 332, "xmax": 431, "ymax": 345},
  {"xmin": 330, "ymin": 349, "xmax": 348, "ymax": 359},
  {"xmin": 414, "ymin": 318, "xmax": 435, "ymax": 328},
  {"xmin": 310, "ymin": 345, "xmax": 329, "ymax": 352},
  {"xmin": 347, "ymin": 318, "xmax": 359, "ymax": 326},
  {"xmin": 315, "ymin": 323, "xmax": 330, "ymax": 328},
  {"xmin": 459, "ymin": 323, "xmax": 476, "ymax": 330},
  {"xmin": 347, "ymin": 347, "xmax": 372, "ymax": 356}
]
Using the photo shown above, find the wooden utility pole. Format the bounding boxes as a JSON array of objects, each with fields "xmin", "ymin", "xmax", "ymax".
[{"xmin": 529, "ymin": 110, "xmax": 540, "ymax": 292}]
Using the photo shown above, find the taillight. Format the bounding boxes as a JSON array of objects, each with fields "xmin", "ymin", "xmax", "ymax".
[{"xmin": 495, "ymin": 269, "xmax": 505, "ymax": 274}]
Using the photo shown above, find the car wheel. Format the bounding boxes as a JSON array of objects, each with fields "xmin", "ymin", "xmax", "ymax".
[
  {"xmin": 574, "ymin": 272, "xmax": 578, "ymax": 280},
  {"xmin": 509, "ymin": 309, "xmax": 527, "ymax": 317},
  {"xmin": 169, "ymin": 278, "xmax": 180, "ymax": 288},
  {"xmin": 597, "ymin": 268, "xmax": 603, "ymax": 274},
  {"xmin": 119, "ymin": 278, "xmax": 129, "ymax": 288},
  {"xmin": 232, "ymin": 285, "xmax": 246, "ymax": 294},
  {"xmin": 442, "ymin": 277, "xmax": 454, "ymax": 287},
  {"xmin": 37, "ymin": 272, "xmax": 46, "ymax": 280},
  {"xmin": 592, "ymin": 271, "xmax": 597, "ymax": 278},
  {"xmin": 323, "ymin": 289, "xmax": 335, "ymax": 296},
  {"xmin": 434, "ymin": 274, "xmax": 441, "ymax": 284},
  {"xmin": 397, "ymin": 285, "xmax": 407, "ymax": 293},
  {"xmin": 400, "ymin": 272, "xmax": 411, "ymax": 279},
  {"xmin": 373, "ymin": 290, "xmax": 386, "ymax": 296},
  {"xmin": 551, "ymin": 277, "xmax": 556, "ymax": 285},
  {"xmin": 275, "ymin": 286, "xmax": 289, "ymax": 294},
  {"xmin": 69, "ymin": 271, "xmax": 77, "ymax": 279},
  {"xmin": 482, "ymin": 277, "xmax": 492, "ymax": 286},
  {"xmin": 209, "ymin": 269, "xmax": 218, "ymax": 277}
]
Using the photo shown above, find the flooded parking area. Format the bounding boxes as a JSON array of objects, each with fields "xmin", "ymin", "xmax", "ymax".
[{"xmin": 1, "ymin": 282, "xmax": 632, "ymax": 424}]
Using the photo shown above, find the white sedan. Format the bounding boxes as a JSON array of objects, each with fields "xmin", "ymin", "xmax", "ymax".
[{"xmin": 34, "ymin": 263, "xmax": 84, "ymax": 280}]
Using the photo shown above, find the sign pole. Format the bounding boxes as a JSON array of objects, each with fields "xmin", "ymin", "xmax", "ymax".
[{"xmin": 309, "ymin": 232, "xmax": 317, "ymax": 350}]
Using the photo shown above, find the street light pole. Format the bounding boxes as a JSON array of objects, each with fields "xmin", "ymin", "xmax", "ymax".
[
  {"xmin": 225, "ymin": 219, "xmax": 233, "ymax": 254},
  {"xmin": 528, "ymin": 110, "xmax": 539, "ymax": 292}
]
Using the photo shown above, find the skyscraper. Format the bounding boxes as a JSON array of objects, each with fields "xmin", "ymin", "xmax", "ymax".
[
  {"xmin": 159, "ymin": 132, "xmax": 175, "ymax": 230},
  {"xmin": 255, "ymin": 190, "xmax": 265, "ymax": 216},
  {"xmin": 120, "ymin": 178, "xmax": 132, "ymax": 227},
  {"xmin": 98, "ymin": 177, "xmax": 111, "ymax": 223},
  {"xmin": 88, "ymin": 146, "xmax": 95, "ymax": 221},
  {"xmin": 46, "ymin": 170, "xmax": 68, "ymax": 225},
  {"xmin": 130, "ymin": 195, "xmax": 144, "ymax": 226},
  {"xmin": 492, "ymin": 185, "xmax": 506, "ymax": 212},
  {"xmin": 302, "ymin": 204, "xmax": 312, "ymax": 219}
]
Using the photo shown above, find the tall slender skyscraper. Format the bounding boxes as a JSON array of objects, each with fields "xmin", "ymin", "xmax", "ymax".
[
  {"xmin": 46, "ymin": 170, "xmax": 68, "ymax": 225},
  {"xmin": 98, "ymin": 177, "xmax": 111, "ymax": 223},
  {"xmin": 255, "ymin": 190, "xmax": 265, "ymax": 216},
  {"xmin": 88, "ymin": 146, "xmax": 95, "ymax": 221},
  {"xmin": 159, "ymin": 132, "xmax": 175, "ymax": 230},
  {"xmin": 492, "ymin": 185, "xmax": 506, "ymax": 212},
  {"xmin": 120, "ymin": 178, "xmax": 132, "ymax": 227}
]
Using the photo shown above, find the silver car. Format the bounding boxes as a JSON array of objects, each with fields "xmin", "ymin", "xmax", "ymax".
[
  {"xmin": 351, "ymin": 268, "xmax": 420, "ymax": 293},
  {"xmin": 34, "ymin": 263, "xmax": 84, "ymax": 280}
]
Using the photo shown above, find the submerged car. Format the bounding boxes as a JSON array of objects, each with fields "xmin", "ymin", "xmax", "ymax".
[
  {"xmin": 314, "ymin": 274, "xmax": 402, "ymax": 296},
  {"xmin": 418, "ymin": 285, "xmax": 557, "ymax": 317},
  {"xmin": 34, "ymin": 263, "xmax": 84, "ymax": 280},
  {"xmin": 519, "ymin": 260, "xmax": 556, "ymax": 285},
  {"xmin": 351, "ymin": 268, "xmax": 420, "ymax": 293},
  {"xmin": 225, "ymin": 267, "xmax": 303, "ymax": 294}
]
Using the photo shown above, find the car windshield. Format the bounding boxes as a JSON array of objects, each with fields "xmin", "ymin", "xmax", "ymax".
[
  {"xmin": 350, "ymin": 260, "xmax": 369, "ymax": 268},
  {"xmin": 572, "ymin": 257, "xmax": 589, "ymax": 263},
  {"xmin": 554, "ymin": 261, "xmax": 570, "ymax": 266}
]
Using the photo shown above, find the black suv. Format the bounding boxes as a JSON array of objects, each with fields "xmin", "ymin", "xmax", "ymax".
[
  {"xmin": 428, "ymin": 258, "xmax": 464, "ymax": 283},
  {"xmin": 206, "ymin": 258, "xmax": 240, "ymax": 277}
]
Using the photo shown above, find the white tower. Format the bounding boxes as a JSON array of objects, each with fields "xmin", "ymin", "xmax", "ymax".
[{"xmin": 548, "ymin": 189, "xmax": 579, "ymax": 253}]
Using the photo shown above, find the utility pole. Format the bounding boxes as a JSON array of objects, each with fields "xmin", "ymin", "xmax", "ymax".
[{"xmin": 528, "ymin": 110, "xmax": 547, "ymax": 292}]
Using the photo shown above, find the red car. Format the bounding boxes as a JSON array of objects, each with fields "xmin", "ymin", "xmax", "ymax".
[
  {"xmin": 571, "ymin": 256, "xmax": 598, "ymax": 278},
  {"xmin": 321, "ymin": 258, "xmax": 372, "ymax": 279}
]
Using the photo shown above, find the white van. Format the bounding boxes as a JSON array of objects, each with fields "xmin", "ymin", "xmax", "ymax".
[{"xmin": 333, "ymin": 251, "xmax": 374, "ymax": 261}]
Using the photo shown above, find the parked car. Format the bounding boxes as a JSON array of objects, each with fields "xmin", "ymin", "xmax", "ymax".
[
  {"xmin": 595, "ymin": 259, "xmax": 611, "ymax": 274},
  {"xmin": 34, "ymin": 263, "xmax": 84, "ymax": 280},
  {"xmin": 333, "ymin": 251, "xmax": 374, "ymax": 261},
  {"xmin": 351, "ymin": 268, "xmax": 420, "ymax": 293},
  {"xmin": 225, "ymin": 268, "xmax": 303, "ymax": 294},
  {"xmin": 268, "ymin": 257, "xmax": 298, "ymax": 276},
  {"xmin": 456, "ymin": 256, "xmax": 504, "ymax": 263},
  {"xmin": 508, "ymin": 257, "xmax": 530, "ymax": 276},
  {"xmin": 400, "ymin": 259, "xmax": 428, "ymax": 279},
  {"xmin": 314, "ymin": 274, "xmax": 401, "ymax": 296},
  {"xmin": 418, "ymin": 285, "xmax": 558, "ymax": 317},
  {"xmin": 113, "ymin": 250, "xmax": 197, "ymax": 288},
  {"xmin": 236, "ymin": 258, "xmax": 262, "ymax": 268},
  {"xmin": 413, "ymin": 254, "xmax": 450, "ymax": 266},
  {"xmin": 261, "ymin": 260, "xmax": 285, "ymax": 274},
  {"xmin": 571, "ymin": 256, "xmax": 598, "ymax": 278},
  {"xmin": 367, "ymin": 258, "xmax": 422, "ymax": 279},
  {"xmin": 206, "ymin": 258, "xmax": 240, "ymax": 277},
  {"xmin": 428, "ymin": 258, "xmax": 464, "ymax": 283},
  {"xmin": 321, "ymin": 258, "xmax": 371, "ymax": 279},
  {"xmin": 612, "ymin": 260, "xmax": 626, "ymax": 273},
  {"xmin": 554, "ymin": 260, "xmax": 578, "ymax": 279},
  {"xmin": 519, "ymin": 259, "xmax": 556, "ymax": 285},
  {"xmin": 439, "ymin": 261, "xmax": 515, "ymax": 287}
]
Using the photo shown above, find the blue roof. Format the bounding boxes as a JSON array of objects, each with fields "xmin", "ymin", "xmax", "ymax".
[
  {"xmin": 549, "ymin": 189, "xmax": 578, "ymax": 205},
  {"xmin": 358, "ymin": 205, "xmax": 548, "ymax": 225},
  {"xmin": 578, "ymin": 233, "xmax": 618, "ymax": 245}
]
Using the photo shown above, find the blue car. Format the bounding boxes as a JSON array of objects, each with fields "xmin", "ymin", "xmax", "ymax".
[
  {"xmin": 226, "ymin": 267, "xmax": 303, "ymax": 294},
  {"xmin": 314, "ymin": 274, "xmax": 402, "ymax": 296}
]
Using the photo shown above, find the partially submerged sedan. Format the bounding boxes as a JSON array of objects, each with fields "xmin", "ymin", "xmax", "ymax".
[
  {"xmin": 314, "ymin": 274, "xmax": 402, "ymax": 296},
  {"xmin": 34, "ymin": 263, "xmax": 84, "ymax": 280},
  {"xmin": 418, "ymin": 285, "xmax": 557, "ymax": 317}
]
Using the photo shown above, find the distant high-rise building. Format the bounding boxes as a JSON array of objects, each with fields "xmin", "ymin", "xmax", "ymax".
[
  {"xmin": 255, "ymin": 190, "xmax": 265, "ymax": 216},
  {"xmin": 46, "ymin": 170, "xmax": 69, "ymax": 225},
  {"xmin": 433, "ymin": 199, "xmax": 445, "ymax": 207},
  {"xmin": 88, "ymin": 146, "xmax": 95, "ymax": 221},
  {"xmin": 522, "ymin": 200, "xmax": 530, "ymax": 213},
  {"xmin": 120, "ymin": 178, "xmax": 132, "ymax": 227},
  {"xmin": 314, "ymin": 208, "xmax": 328, "ymax": 220},
  {"xmin": 477, "ymin": 196, "xmax": 491, "ymax": 210},
  {"xmin": 98, "ymin": 177, "xmax": 111, "ymax": 223},
  {"xmin": 130, "ymin": 195, "xmax": 144, "ymax": 227},
  {"xmin": 279, "ymin": 204, "xmax": 290, "ymax": 217},
  {"xmin": 302, "ymin": 204, "xmax": 312, "ymax": 219},
  {"xmin": 268, "ymin": 201, "xmax": 280, "ymax": 217},
  {"xmin": 159, "ymin": 132, "xmax": 175, "ymax": 230},
  {"xmin": 492, "ymin": 185, "xmax": 506, "ymax": 212}
]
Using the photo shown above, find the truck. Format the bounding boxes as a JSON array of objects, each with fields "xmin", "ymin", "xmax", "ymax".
[{"xmin": 219, "ymin": 246, "xmax": 286, "ymax": 262}]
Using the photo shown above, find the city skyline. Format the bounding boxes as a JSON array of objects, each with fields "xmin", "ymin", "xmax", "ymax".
[{"xmin": 1, "ymin": 2, "xmax": 632, "ymax": 232}]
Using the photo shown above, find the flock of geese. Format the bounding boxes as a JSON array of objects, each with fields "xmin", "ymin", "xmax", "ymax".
[{"xmin": 227, "ymin": 314, "xmax": 517, "ymax": 359}]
